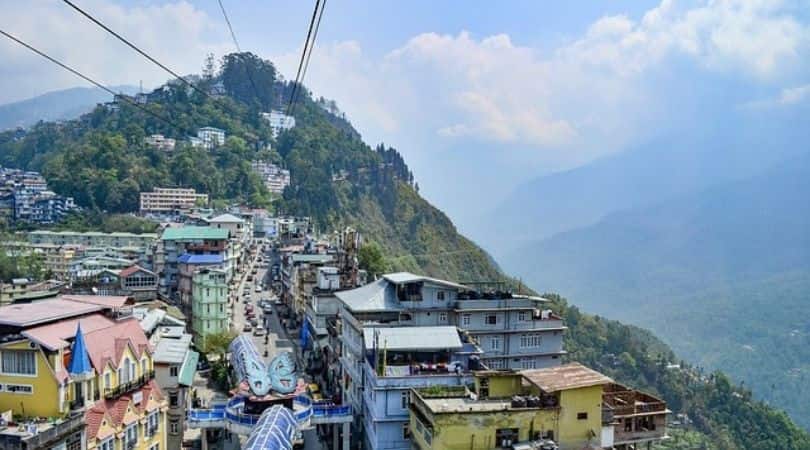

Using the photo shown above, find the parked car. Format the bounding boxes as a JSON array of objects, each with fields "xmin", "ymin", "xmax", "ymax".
[
  {"xmin": 250, "ymin": 318, "xmax": 258, "ymax": 327},
  {"xmin": 274, "ymin": 299, "xmax": 283, "ymax": 306},
  {"xmin": 253, "ymin": 326, "xmax": 266, "ymax": 336},
  {"xmin": 255, "ymin": 285, "xmax": 262, "ymax": 293},
  {"xmin": 263, "ymin": 307, "xmax": 273, "ymax": 315},
  {"xmin": 243, "ymin": 324, "xmax": 252, "ymax": 332}
]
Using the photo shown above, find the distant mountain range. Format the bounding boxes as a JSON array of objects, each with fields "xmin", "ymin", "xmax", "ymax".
[
  {"xmin": 0, "ymin": 85, "xmax": 138, "ymax": 130},
  {"xmin": 503, "ymin": 152, "xmax": 810, "ymax": 428}
]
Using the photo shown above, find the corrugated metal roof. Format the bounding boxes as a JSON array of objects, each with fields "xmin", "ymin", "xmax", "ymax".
[
  {"xmin": 162, "ymin": 226, "xmax": 228, "ymax": 241},
  {"xmin": 0, "ymin": 299, "xmax": 103, "ymax": 327},
  {"xmin": 178, "ymin": 350, "xmax": 199, "ymax": 386},
  {"xmin": 334, "ymin": 279, "xmax": 401, "ymax": 312},
  {"xmin": 521, "ymin": 363, "xmax": 613, "ymax": 393},
  {"xmin": 153, "ymin": 334, "xmax": 192, "ymax": 364},
  {"xmin": 383, "ymin": 272, "xmax": 467, "ymax": 290},
  {"xmin": 207, "ymin": 213, "xmax": 244, "ymax": 223},
  {"xmin": 290, "ymin": 254, "xmax": 333, "ymax": 263},
  {"xmin": 363, "ymin": 326, "xmax": 463, "ymax": 351}
]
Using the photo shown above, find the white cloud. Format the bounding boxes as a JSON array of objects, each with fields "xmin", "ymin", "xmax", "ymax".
[
  {"xmin": 741, "ymin": 83, "xmax": 810, "ymax": 109},
  {"xmin": 0, "ymin": 0, "xmax": 231, "ymax": 103}
]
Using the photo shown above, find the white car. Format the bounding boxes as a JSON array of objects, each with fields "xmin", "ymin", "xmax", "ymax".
[
  {"xmin": 253, "ymin": 325, "xmax": 266, "ymax": 336},
  {"xmin": 255, "ymin": 285, "xmax": 262, "ymax": 293}
]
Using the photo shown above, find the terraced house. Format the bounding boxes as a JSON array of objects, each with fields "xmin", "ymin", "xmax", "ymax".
[{"xmin": 0, "ymin": 296, "xmax": 168, "ymax": 450}]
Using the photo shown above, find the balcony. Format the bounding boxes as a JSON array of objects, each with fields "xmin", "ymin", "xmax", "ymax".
[
  {"xmin": 104, "ymin": 370, "xmax": 155, "ymax": 399},
  {"xmin": 20, "ymin": 413, "xmax": 85, "ymax": 449}
]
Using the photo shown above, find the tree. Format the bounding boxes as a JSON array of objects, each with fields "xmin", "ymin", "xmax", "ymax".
[{"xmin": 358, "ymin": 241, "xmax": 389, "ymax": 278}]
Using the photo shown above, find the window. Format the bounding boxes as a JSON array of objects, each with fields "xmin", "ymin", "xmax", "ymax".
[
  {"xmin": 438, "ymin": 312, "xmax": 448, "ymax": 323},
  {"xmin": 490, "ymin": 336, "xmax": 501, "ymax": 351},
  {"xmin": 147, "ymin": 411, "xmax": 159, "ymax": 436},
  {"xmin": 520, "ymin": 358, "xmax": 536, "ymax": 370},
  {"xmin": 141, "ymin": 358, "xmax": 148, "ymax": 375},
  {"xmin": 149, "ymin": 445, "xmax": 160, "ymax": 450},
  {"xmin": 518, "ymin": 311, "xmax": 527, "ymax": 321},
  {"xmin": 170, "ymin": 420, "xmax": 179, "ymax": 434},
  {"xmin": 125, "ymin": 423, "xmax": 138, "ymax": 444},
  {"xmin": 495, "ymin": 428, "xmax": 519, "ymax": 446},
  {"xmin": 1, "ymin": 350, "xmax": 36, "ymax": 375},
  {"xmin": 520, "ymin": 334, "xmax": 542, "ymax": 349},
  {"xmin": 577, "ymin": 412, "xmax": 588, "ymax": 420},
  {"xmin": 461, "ymin": 314, "xmax": 471, "ymax": 326},
  {"xmin": 487, "ymin": 359, "xmax": 505, "ymax": 370},
  {"xmin": 105, "ymin": 372, "xmax": 111, "ymax": 389},
  {"xmin": 2, "ymin": 383, "xmax": 33, "ymax": 394},
  {"xmin": 401, "ymin": 391, "xmax": 410, "ymax": 409},
  {"xmin": 170, "ymin": 366, "xmax": 179, "ymax": 377},
  {"xmin": 402, "ymin": 423, "xmax": 411, "ymax": 439},
  {"xmin": 99, "ymin": 437, "xmax": 114, "ymax": 450},
  {"xmin": 436, "ymin": 291, "xmax": 445, "ymax": 300},
  {"xmin": 170, "ymin": 392, "xmax": 179, "ymax": 407},
  {"xmin": 485, "ymin": 314, "xmax": 498, "ymax": 325}
]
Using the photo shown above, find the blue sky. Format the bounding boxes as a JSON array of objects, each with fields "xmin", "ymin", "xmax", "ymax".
[{"xmin": 0, "ymin": 0, "xmax": 808, "ymax": 226}]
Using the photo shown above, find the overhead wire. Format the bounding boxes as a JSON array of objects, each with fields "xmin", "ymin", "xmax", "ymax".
[
  {"xmin": 216, "ymin": 0, "xmax": 262, "ymax": 107},
  {"xmin": 286, "ymin": 0, "xmax": 322, "ymax": 116},
  {"xmin": 290, "ymin": 0, "xmax": 327, "ymax": 114},
  {"xmin": 0, "ymin": 28, "xmax": 192, "ymax": 135}
]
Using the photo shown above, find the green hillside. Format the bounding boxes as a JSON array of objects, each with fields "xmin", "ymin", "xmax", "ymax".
[{"xmin": 1, "ymin": 53, "xmax": 808, "ymax": 449}]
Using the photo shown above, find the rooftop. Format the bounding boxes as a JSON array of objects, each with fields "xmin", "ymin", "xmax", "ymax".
[
  {"xmin": 161, "ymin": 226, "xmax": 228, "ymax": 241},
  {"xmin": 363, "ymin": 326, "xmax": 463, "ymax": 351},
  {"xmin": 61, "ymin": 294, "xmax": 129, "ymax": 309},
  {"xmin": 152, "ymin": 333, "xmax": 192, "ymax": 364},
  {"xmin": 383, "ymin": 272, "xmax": 467, "ymax": 290},
  {"xmin": 178, "ymin": 253, "xmax": 223, "ymax": 264},
  {"xmin": 521, "ymin": 363, "xmax": 613, "ymax": 393},
  {"xmin": 0, "ymin": 299, "xmax": 103, "ymax": 327},
  {"xmin": 207, "ymin": 213, "xmax": 244, "ymax": 224},
  {"xmin": 23, "ymin": 314, "xmax": 116, "ymax": 351},
  {"xmin": 420, "ymin": 395, "xmax": 519, "ymax": 414},
  {"xmin": 335, "ymin": 279, "xmax": 401, "ymax": 313}
]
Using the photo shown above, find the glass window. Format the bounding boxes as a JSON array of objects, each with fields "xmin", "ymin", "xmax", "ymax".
[
  {"xmin": 461, "ymin": 314, "xmax": 471, "ymax": 326},
  {"xmin": 1, "ymin": 350, "xmax": 36, "ymax": 375},
  {"xmin": 401, "ymin": 391, "xmax": 410, "ymax": 409},
  {"xmin": 170, "ymin": 366, "xmax": 179, "ymax": 377},
  {"xmin": 438, "ymin": 312, "xmax": 448, "ymax": 322},
  {"xmin": 490, "ymin": 336, "xmax": 501, "ymax": 351},
  {"xmin": 518, "ymin": 311, "xmax": 527, "ymax": 321},
  {"xmin": 486, "ymin": 314, "xmax": 498, "ymax": 325},
  {"xmin": 402, "ymin": 423, "xmax": 411, "ymax": 439},
  {"xmin": 436, "ymin": 291, "xmax": 445, "ymax": 300},
  {"xmin": 520, "ymin": 334, "xmax": 542, "ymax": 349},
  {"xmin": 577, "ymin": 412, "xmax": 588, "ymax": 420}
]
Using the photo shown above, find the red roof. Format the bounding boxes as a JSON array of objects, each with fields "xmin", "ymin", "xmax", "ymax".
[
  {"xmin": 85, "ymin": 380, "xmax": 164, "ymax": 439},
  {"xmin": 23, "ymin": 314, "xmax": 115, "ymax": 351},
  {"xmin": 84, "ymin": 318, "xmax": 151, "ymax": 372},
  {"xmin": 118, "ymin": 265, "xmax": 154, "ymax": 279}
]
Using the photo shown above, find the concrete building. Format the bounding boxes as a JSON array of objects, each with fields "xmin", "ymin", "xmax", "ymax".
[
  {"xmin": 149, "ymin": 325, "xmax": 198, "ymax": 450},
  {"xmin": 338, "ymin": 324, "xmax": 483, "ymax": 450},
  {"xmin": 144, "ymin": 134, "xmax": 176, "ymax": 152},
  {"xmin": 177, "ymin": 253, "xmax": 224, "ymax": 315},
  {"xmin": 191, "ymin": 268, "xmax": 230, "ymax": 346},
  {"xmin": 602, "ymin": 383, "xmax": 670, "ymax": 449},
  {"xmin": 139, "ymin": 188, "xmax": 209, "ymax": 215},
  {"xmin": 28, "ymin": 230, "xmax": 158, "ymax": 253},
  {"xmin": 207, "ymin": 213, "xmax": 252, "ymax": 273},
  {"xmin": 409, "ymin": 364, "xmax": 626, "ymax": 450},
  {"xmin": 335, "ymin": 273, "xmax": 566, "ymax": 371},
  {"xmin": 196, "ymin": 126, "xmax": 225, "ymax": 149},
  {"xmin": 0, "ymin": 278, "xmax": 63, "ymax": 305},
  {"xmin": 155, "ymin": 226, "xmax": 230, "ymax": 300},
  {"xmin": 261, "ymin": 110, "xmax": 296, "ymax": 138},
  {"xmin": 250, "ymin": 160, "xmax": 291, "ymax": 194}
]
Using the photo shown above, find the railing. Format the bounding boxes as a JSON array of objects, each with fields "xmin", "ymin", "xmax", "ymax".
[
  {"xmin": 104, "ymin": 370, "xmax": 155, "ymax": 399},
  {"xmin": 21, "ymin": 414, "xmax": 85, "ymax": 448},
  {"xmin": 610, "ymin": 401, "xmax": 667, "ymax": 417}
]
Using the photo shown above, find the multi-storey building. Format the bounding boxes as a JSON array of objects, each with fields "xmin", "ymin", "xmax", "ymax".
[
  {"xmin": 261, "ymin": 110, "xmax": 296, "ymax": 137},
  {"xmin": 602, "ymin": 382, "xmax": 670, "ymax": 449},
  {"xmin": 29, "ymin": 230, "xmax": 158, "ymax": 249},
  {"xmin": 177, "ymin": 253, "xmax": 224, "ymax": 315},
  {"xmin": 144, "ymin": 134, "xmax": 176, "ymax": 152},
  {"xmin": 207, "ymin": 213, "xmax": 252, "ymax": 272},
  {"xmin": 139, "ymin": 188, "xmax": 209, "ymax": 215},
  {"xmin": 250, "ymin": 160, "xmax": 291, "ymax": 194},
  {"xmin": 149, "ymin": 324, "xmax": 198, "ymax": 450},
  {"xmin": 0, "ymin": 296, "xmax": 168, "ymax": 450},
  {"xmin": 338, "ymin": 322, "xmax": 484, "ymax": 450},
  {"xmin": 0, "ymin": 167, "xmax": 77, "ymax": 224},
  {"xmin": 196, "ymin": 126, "xmax": 226, "ymax": 149},
  {"xmin": 409, "ymin": 364, "xmax": 637, "ymax": 450},
  {"xmin": 69, "ymin": 265, "xmax": 158, "ymax": 302},
  {"xmin": 0, "ymin": 278, "xmax": 63, "ymax": 305},
  {"xmin": 191, "ymin": 268, "xmax": 230, "ymax": 346},
  {"xmin": 155, "ymin": 226, "xmax": 230, "ymax": 299},
  {"xmin": 335, "ymin": 273, "xmax": 566, "ymax": 371}
]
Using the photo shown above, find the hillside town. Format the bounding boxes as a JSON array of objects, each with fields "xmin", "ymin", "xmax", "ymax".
[{"xmin": 0, "ymin": 182, "xmax": 670, "ymax": 450}]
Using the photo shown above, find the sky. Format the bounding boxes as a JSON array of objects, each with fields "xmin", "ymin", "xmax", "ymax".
[{"xmin": 0, "ymin": 0, "xmax": 808, "ymax": 226}]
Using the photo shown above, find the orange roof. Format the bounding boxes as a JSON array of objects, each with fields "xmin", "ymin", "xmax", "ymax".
[
  {"xmin": 23, "ymin": 314, "xmax": 115, "ymax": 351},
  {"xmin": 119, "ymin": 265, "xmax": 154, "ymax": 278},
  {"xmin": 62, "ymin": 295, "xmax": 129, "ymax": 309},
  {"xmin": 84, "ymin": 318, "xmax": 151, "ymax": 371},
  {"xmin": 521, "ymin": 362, "xmax": 613, "ymax": 393}
]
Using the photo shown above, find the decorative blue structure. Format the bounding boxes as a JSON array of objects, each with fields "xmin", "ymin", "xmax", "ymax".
[
  {"xmin": 67, "ymin": 323, "xmax": 92, "ymax": 375},
  {"xmin": 268, "ymin": 351, "xmax": 296, "ymax": 394},
  {"xmin": 243, "ymin": 405, "xmax": 297, "ymax": 450},
  {"xmin": 229, "ymin": 334, "xmax": 274, "ymax": 396}
]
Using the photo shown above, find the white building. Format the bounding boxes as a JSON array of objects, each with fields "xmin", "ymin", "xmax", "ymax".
[
  {"xmin": 261, "ymin": 110, "xmax": 296, "ymax": 138},
  {"xmin": 140, "ymin": 187, "xmax": 209, "ymax": 214},
  {"xmin": 250, "ymin": 160, "xmax": 291, "ymax": 194},
  {"xmin": 197, "ymin": 126, "xmax": 226, "ymax": 149},
  {"xmin": 144, "ymin": 134, "xmax": 176, "ymax": 152}
]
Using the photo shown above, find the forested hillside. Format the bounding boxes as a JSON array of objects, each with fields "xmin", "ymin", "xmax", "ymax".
[
  {"xmin": 1, "ymin": 53, "xmax": 808, "ymax": 449},
  {"xmin": 507, "ymin": 154, "xmax": 810, "ymax": 430}
]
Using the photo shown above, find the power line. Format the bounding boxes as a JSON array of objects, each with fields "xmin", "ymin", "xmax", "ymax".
[
  {"xmin": 0, "ymin": 28, "xmax": 191, "ymax": 134},
  {"xmin": 291, "ymin": 0, "xmax": 327, "ymax": 114},
  {"xmin": 61, "ymin": 0, "xmax": 213, "ymax": 103},
  {"xmin": 286, "ymin": 0, "xmax": 322, "ymax": 116}
]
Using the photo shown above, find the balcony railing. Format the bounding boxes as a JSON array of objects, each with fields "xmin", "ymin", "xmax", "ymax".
[
  {"xmin": 21, "ymin": 413, "xmax": 85, "ymax": 448},
  {"xmin": 104, "ymin": 370, "xmax": 155, "ymax": 399}
]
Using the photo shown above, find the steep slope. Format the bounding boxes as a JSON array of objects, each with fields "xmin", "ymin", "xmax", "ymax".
[
  {"xmin": 506, "ymin": 153, "xmax": 810, "ymax": 428},
  {"xmin": 0, "ymin": 53, "xmax": 807, "ymax": 448},
  {"xmin": 475, "ymin": 119, "xmax": 809, "ymax": 258},
  {"xmin": 0, "ymin": 85, "xmax": 138, "ymax": 130}
]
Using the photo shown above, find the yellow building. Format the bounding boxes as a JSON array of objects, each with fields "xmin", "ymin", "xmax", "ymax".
[
  {"xmin": 0, "ymin": 297, "xmax": 168, "ymax": 450},
  {"xmin": 409, "ymin": 363, "xmax": 616, "ymax": 450}
]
